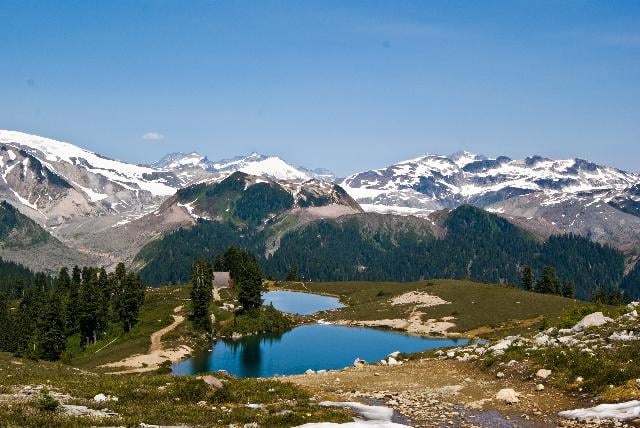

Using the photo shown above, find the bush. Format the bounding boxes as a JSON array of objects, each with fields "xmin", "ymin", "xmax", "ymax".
[
  {"xmin": 556, "ymin": 303, "xmax": 625, "ymax": 329},
  {"xmin": 156, "ymin": 360, "xmax": 173, "ymax": 375},
  {"xmin": 209, "ymin": 378, "xmax": 308, "ymax": 404},
  {"xmin": 36, "ymin": 391, "xmax": 59, "ymax": 412},
  {"xmin": 169, "ymin": 378, "xmax": 209, "ymax": 403}
]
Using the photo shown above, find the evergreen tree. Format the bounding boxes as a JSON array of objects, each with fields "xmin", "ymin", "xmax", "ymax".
[
  {"xmin": 190, "ymin": 259, "xmax": 213, "ymax": 331},
  {"xmin": 56, "ymin": 267, "xmax": 71, "ymax": 293},
  {"xmin": 561, "ymin": 281, "xmax": 575, "ymax": 299},
  {"xmin": 535, "ymin": 266, "xmax": 560, "ymax": 295},
  {"xmin": 78, "ymin": 268, "xmax": 100, "ymax": 346},
  {"xmin": 286, "ymin": 265, "xmax": 301, "ymax": 282},
  {"xmin": 238, "ymin": 258, "xmax": 263, "ymax": 311},
  {"xmin": 65, "ymin": 266, "xmax": 82, "ymax": 335},
  {"xmin": 0, "ymin": 292, "xmax": 13, "ymax": 352},
  {"xmin": 15, "ymin": 288, "xmax": 44, "ymax": 356},
  {"xmin": 114, "ymin": 271, "xmax": 145, "ymax": 332},
  {"xmin": 96, "ymin": 268, "xmax": 110, "ymax": 335},
  {"xmin": 38, "ymin": 293, "xmax": 66, "ymax": 361},
  {"xmin": 521, "ymin": 266, "xmax": 533, "ymax": 291}
]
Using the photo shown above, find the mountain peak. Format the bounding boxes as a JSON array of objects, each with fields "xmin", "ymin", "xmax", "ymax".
[
  {"xmin": 448, "ymin": 151, "xmax": 486, "ymax": 167},
  {"xmin": 153, "ymin": 152, "xmax": 207, "ymax": 169}
]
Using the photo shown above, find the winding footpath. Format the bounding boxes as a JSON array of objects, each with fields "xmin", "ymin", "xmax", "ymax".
[{"xmin": 99, "ymin": 305, "xmax": 192, "ymax": 374}]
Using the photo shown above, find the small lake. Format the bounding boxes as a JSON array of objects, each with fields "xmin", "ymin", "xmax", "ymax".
[
  {"xmin": 172, "ymin": 324, "xmax": 468, "ymax": 377},
  {"xmin": 263, "ymin": 290, "xmax": 344, "ymax": 315}
]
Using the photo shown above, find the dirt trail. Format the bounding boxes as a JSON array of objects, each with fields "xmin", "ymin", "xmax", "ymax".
[
  {"xmin": 100, "ymin": 305, "xmax": 192, "ymax": 374},
  {"xmin": 149, "ymin": 305, "xmax": 184, "ymax": 352}
]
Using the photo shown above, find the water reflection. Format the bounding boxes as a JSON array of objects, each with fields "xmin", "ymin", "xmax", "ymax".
[{"xmin": 173, "ymin": 324, "xmax": 467, "ymax": 378}]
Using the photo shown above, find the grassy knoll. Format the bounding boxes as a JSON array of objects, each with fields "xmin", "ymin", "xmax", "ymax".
[
  {"xmin": 211, "ymin": 285, "xmax": 297, "ymax": 337},
  {"xmin": 279, "ymin": 279, "xmax": 587, "ymax": 338},
  {"xmin": 69, "ymin": 286, "xmax": 201, "ymax": 370},
  {"xmin": 0, "ymin": 353, "xmax": 350, "ymax": 427}
]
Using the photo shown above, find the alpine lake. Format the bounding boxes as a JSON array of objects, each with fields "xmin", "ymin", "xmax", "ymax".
[{"xmin": 173, "ymin": 290, "xmax": 468, "ymax": 377}]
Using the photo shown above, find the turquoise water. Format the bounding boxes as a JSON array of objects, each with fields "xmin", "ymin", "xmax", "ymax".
[
  {"xmin": 263, "ymin": 290, "xmax": 344, "ymax": 315},
  {"xmin": 172, "ymin": 324, "xmax": 467, "ymax": 377}
]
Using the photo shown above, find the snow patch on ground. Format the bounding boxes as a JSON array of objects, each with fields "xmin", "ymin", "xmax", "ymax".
[
  {"xmin": 559, "ymin": 400, "xmax": 640, "ymax": 421},
  {"xmin": 295, "ymin": 401, "xmax": 410, "ymax": 427}
]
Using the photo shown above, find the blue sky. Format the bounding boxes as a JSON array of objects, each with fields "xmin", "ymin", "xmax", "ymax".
[{"xmin": 1, "ymin": 1, "xmax": 638, "ymax": 175}]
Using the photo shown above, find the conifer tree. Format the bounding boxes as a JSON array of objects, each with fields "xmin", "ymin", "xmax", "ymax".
[
  {"xmin": 96, "ymin": 268, "xmax": 110, "ymax": 335},
  {"xmin": 0, "ymin": 292, "xmax": 13, "ymax": 352},
  {"xmin": 561, "ymin": 281, "xmax": 575, "ymax": 299},
  {"xmin": 56, "ymin": 267, "xmax": 71, "ymax": 293},
  {"xmin": 38, "ymin": 293, "xmax": 66, "ymax": 361},
  {"xmin": 190, "ymin": 259, "xmax": 213, "ymax": 331},
  {"xmin": 521, "ymin": 266, "xmax": 533, "ymax": 291},
  {"xmin": 286, "ymin": 265, "xmax": 301, "ymax": 282},
  {"xmin": 78, "ymin": 268, "xmax": 100, "ymax": 346},
  {"xmin": 65, "ymin": 266, "xmax": 82, "ymax": 335},
  {"xmin": 535, "ymin": 266, "xmax": 560, "ymax": 295},
  {"xmin": 15, "ymin": 288, "xmax": 44, "ymax": 356},
  {"xmin": 114, "ymin": 271, "xmax": 145, "ymax": 332},
  {"xmin": 238, "ymin": 258, "xmax": 263, "ymax": 311}
]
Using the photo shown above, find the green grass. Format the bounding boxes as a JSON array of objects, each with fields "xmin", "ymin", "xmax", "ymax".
[
  {"xmin": 0, "ymin": 353, "xmax": 350, "ymax": 427},
  {"xmin": 280, "ymin": 279, "xmax": 586, "ymax": 338},
  {"xmin": 69, "ymin": 286, "xmax": 196, "ymax": 370}
]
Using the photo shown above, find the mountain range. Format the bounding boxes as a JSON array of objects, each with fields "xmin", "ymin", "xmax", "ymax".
[{"xmin": 1, "ymin": 129, "xmax": 639, "ymax": 298}]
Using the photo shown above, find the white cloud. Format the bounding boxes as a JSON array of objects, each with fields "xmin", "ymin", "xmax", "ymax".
[{"xmin": 142, "ymin": 131, "xmax": 164, "ymax": 141}]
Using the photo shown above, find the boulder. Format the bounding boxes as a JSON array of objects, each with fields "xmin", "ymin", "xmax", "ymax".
[
  {"xmin": 200, "ymin": 375, "xmax": 223, "ymax": 389},
  {"xmin": 536, "ymin": 384, "xmax": 545, "ymax": 391},
  {"xmin": 536, "ymin": 369, "xmax": 552, "ymax": 379},
  {"xmin": 305, "ymin": 369, "xmax": 315, "ymax": 375},
  {"xmin": 93, "ymin": 393, "xmax": 118, "ymax": 402},
  {"xmin": 571, "ymin": 312, "xmax": 613, "ymax": 332},
  {"xmin": 495, "ymin": 388, "xmax": 519, "ymax": 404},
  {"xmin": 535, "ymin": 335, "xmax": 550, "ymax": 346},
  {"xmin": 353, "ymin": 358, "xmax": 366, "ymax": 368}
]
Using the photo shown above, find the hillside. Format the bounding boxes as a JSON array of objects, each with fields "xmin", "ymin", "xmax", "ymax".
[
  {"xmin": 278, "ymin": 279, "xmax": 587, "ymax": 339},
  {"xmin": 136, "ymin": 204, "xmax": 629, "ymax": 300},
  {"xmin": 0, "ymin": 201, "xmax": 95, "ymax": 273}
]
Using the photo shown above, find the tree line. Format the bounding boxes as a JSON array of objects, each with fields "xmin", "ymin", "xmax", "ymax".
[
  {"xmin": 135, "ymin": 205, "xmax": 632, "ymax": 302},
  {"xmin": 521, "ymin": 265, "xmax": 575, "ymax": 298},
  {"xmin": 0, "ymin": 263, "xmax": 145, "ymax": 361}
]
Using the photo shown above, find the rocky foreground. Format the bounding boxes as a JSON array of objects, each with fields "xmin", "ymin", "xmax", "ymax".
[{"xmin": 287, "ymin": 303, "xmax": 640, "ymax": 427}]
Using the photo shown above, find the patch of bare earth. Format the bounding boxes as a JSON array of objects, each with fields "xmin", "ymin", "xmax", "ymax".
[
  {"xmin": 99, "ymin": 305, "xmax": 191, "ymax": 374},
  {"xmin": 284, "ymin": 358, "xmax": 584, "ymax": 427},
  {"xmin": 336, "ymin": 292, "xmax": 457, "ymax": 336},
  {"xmin": 390, "ymin": 291, "xmax": 451, "ymax": 307}
]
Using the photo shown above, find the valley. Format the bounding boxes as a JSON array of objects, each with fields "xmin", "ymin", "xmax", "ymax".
[{"xmin": 2, "ymin": 280, "xmax": 636, "ymax": 427}]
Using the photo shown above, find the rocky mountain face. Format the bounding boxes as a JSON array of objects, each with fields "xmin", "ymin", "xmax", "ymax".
[
  {"xmin": 152, "ymin": 151, "xmax": 336, "ymax": 181},
  {"xmin": 2, "ymin": 129, "xmax": 639, "ymax": 288},
  {"xmin": 0, "ymin": 130, "xmax": 180, "ymax": 227},
  {"xmin": 340, "ymin": 151, "xmax": 640, "ymax": 257},
  {"xmin": 0, "ymin": 201, "xmax": 95, "ymax": 273},
  {"xmin": 341, "ymin": 151, "xmax": 639, "ymax": 213},
  {"xmin": 0, "ymin": 131, "xmax": 346, "ymax": 270}
]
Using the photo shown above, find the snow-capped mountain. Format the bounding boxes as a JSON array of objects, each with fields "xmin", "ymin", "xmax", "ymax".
[
  {"xmin": 153, "ymin": 151, "xmax": 336, "ymax": 182},
  {"xmin": 153, "ymin": 152, "xmax": 209, "ymax": 170},
  {"xmin": 0, "ymin": 130, "xmax": 181, "ymax": 225},
  {"xmin": 341, "ymin": 151, "xmax": 640, "ymax": 216}
]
